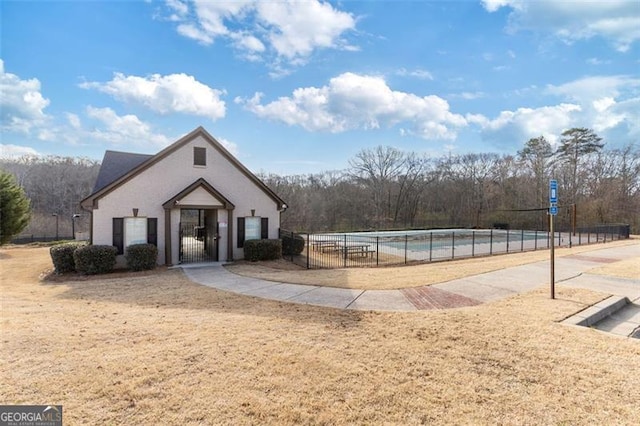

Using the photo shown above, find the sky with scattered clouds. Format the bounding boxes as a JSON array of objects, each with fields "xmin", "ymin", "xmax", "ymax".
[{"xmin": 1, "ymin": 0, "xmax": 639, "ymax": 174}]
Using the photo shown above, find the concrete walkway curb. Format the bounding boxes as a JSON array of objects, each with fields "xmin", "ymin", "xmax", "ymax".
[
  {"xmin": 180, "ymin": 242, "xmax": 640, "ymax": 323},
  {"xmin": 562, "ymin": 296, "xmax": 629, "ymax": 327}
]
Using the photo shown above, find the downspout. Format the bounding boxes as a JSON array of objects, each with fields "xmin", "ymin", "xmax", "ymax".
[
  {"xmin": 164, "ymin": 208, "xmax": 172, "ymax": 266},
  {"xmin": 227, "ymin": 208, "xmax": 234, "ymax": 261}
]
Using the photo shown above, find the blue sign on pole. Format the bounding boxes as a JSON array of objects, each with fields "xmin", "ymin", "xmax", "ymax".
[
  {"xmin": 549, "ymin": 205, "xmax": 558, "ymax": 216},
  {"xmin": 549, "ymin": 179, "xmax": 558, "ymax": 204}
]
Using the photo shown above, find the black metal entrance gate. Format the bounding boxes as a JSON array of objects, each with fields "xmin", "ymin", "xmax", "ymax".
[{"xmin": 179, "ymin": 209, "xmax": 218, "ymax": 263}]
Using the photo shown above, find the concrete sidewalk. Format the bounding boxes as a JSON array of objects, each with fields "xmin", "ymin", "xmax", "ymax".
[{"xmin": 182, "ymin": 242, "xmax": 639, "ymax": 314}]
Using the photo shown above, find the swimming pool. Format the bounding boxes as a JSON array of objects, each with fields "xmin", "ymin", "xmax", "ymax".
[
  {"xmin": 308, "ymin": 228, "xmax": 557, "ymax": 264},
  {"xmin": 285, "ymin": 226, "xmax": 625, "ymax": 269}
]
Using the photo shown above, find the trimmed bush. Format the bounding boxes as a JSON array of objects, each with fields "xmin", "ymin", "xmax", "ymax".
[
  {"xmin": 74, "ymin": 245, "xmax": 117, "ymax": 275},
  {"xmin": 282, "ymin": 233, "xmax": 305, "ymax": 256},
  {"xmin": 50, "ymin": 242, "xmax": 86, "ymax": 273},
  {"xmin": 125, "ymin": 243, "xmax": 158, "ymax": 271},
  {"xmin": 244, "ymin": 239, "xmax": 282, "ymax": 262}
]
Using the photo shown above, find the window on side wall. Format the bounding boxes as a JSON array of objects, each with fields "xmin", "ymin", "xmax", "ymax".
[
  {"xmin": 113, "ymin": 217, "xmax": 158, "ymax": 254},
  {"xmin": 237, "ymin": 216, "xmax": 269, "ymax": 248},
  {"xmin": 194, "ymin": 147, "xmax": 206, "ymax": 167}
]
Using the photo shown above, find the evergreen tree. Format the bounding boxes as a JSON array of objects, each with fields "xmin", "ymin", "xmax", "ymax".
[
  {"xmin": 555, "ymin": 128, "xmax": 604, "ymax": 204},
  {"xmin": 0, "ymin": 170, "xmax": 31, "ymax": 245}
]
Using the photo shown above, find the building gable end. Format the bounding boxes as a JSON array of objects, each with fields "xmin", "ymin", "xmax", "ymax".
[
  {"xmin": 162, "ymin": 178, "xmax": 235, "ymax": 210},
  {"xmin": 81, "ymin": 126, "xmax": 286, "ymax": 212}
]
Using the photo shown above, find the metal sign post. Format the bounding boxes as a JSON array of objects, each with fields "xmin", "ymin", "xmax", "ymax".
[{"xmin": 549, "ymin": 179, "xmax": 558, "ymax": 299}]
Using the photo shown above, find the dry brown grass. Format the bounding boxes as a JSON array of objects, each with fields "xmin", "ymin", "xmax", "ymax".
[
  {"xmin": 589, "ymin": 257, "xmax": 640, "ymax": 280},
  {"xmin": 227, "ymin": 239, "xmax": 640, "ymax": 289},
  {"xmin": 1, "ymin": 245, "xmax": 639, "ymax": 425}
]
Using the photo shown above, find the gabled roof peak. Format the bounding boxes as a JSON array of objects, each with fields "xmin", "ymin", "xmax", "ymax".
[{"xmin": 81, "ymin": 126, "xmax": 286, "ymax": 211}]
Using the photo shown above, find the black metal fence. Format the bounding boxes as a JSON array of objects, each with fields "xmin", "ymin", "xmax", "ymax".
[{"xmin": 280, "ymin": 224, "xmax": 630, "ymax": 269}]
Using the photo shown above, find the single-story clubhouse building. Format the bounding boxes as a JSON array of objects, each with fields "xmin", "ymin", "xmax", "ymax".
[{"xmin": 81, "ymin": 126, "xmax": 287, "ymax": 265}]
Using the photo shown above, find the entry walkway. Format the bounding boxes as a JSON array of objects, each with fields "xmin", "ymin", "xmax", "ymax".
[{"xmin": 182, "ymin": 242, "xmax": 639, "ymax": 316}]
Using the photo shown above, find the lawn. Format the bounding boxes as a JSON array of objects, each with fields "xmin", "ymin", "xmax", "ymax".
[{"xmin": 1, "ymin": 245, "xmax": 639, "ymax": 424}]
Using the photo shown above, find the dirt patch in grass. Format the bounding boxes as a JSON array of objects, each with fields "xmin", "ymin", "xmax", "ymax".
[
  {"xmin": 588, "ymin": 257, "xmax": 640, "ymax": 280},
  {"xmin": 226, "ymin": 239, "xmax": 639, "ymax": 290},
  {"xmin": 1, "ymin": 245, "xmax": 640, "ymax": 424}
]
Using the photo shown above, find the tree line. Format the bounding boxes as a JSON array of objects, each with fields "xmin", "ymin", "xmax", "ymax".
[
  {"xmin": 263, "ymin": 128, "xmax": 639, "ymax": 234},
  {"xmin": 1, "ymin": 128, "xmax": 638, "ymax": 240},
  {"xmin": 0, "ymin": 156, "xmax": 100, "ymax": 238}
]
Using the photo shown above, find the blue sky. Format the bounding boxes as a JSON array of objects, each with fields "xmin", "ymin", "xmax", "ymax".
[{"xmin": 2, "ymin": 0, "xmax": 639, "ymax": 175}]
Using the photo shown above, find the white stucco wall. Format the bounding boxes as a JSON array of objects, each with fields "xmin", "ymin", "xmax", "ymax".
[
  {"xmin": 178, "ymin": 187, "xmax": 224, "ymax": 206},
  {"xmin": 91, "ymin": 134, "xmax": 282, "ymax": 264}
]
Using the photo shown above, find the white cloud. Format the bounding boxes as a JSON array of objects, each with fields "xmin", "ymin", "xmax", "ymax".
[
  {"xmin": 478, "ymin": 103, "xmax": 582, "ymax": 146},
  {"xmin": 238, "ymin": 72, "xmax": 467, "ymax": 140},
  {"xmin": 85, "ymin": 106, "xmax": 171, "ymax": 148},
  {"xmin": 80, "ymin": 72, "xmax": 226, "ymax": 120},
  {"xmin": 166, "ymin": 0, "xmax": 188, "ymax": 17},
  {"xmin": 482, "ymin": 0, "xmax": 516, "ymax": 13},
  {"xmin": 479, "ymin": 74, "xmax": 640, "ymax": 146},
  {"xmin": 256, "ymin": 0, "xmax": 356, "ymax": 59},
  {"xmin": 482, "ymin": 0, "xmax": 640, "ymax": 52},
  {"xmin": 456, "ymin": 92, "xmax": 486, "ymax": 100},
  {"xmin": 177, "ymin": 23, "xmax": 214, "ymax": 44},
  {"xmin": 586, "ymin": 57, "xmax": 611, "ymax": 65},
  {"xmin": 545, "ymin": 75, "xmax": 640, "ymax": 103},
  {"xmin": 0, "ymin": 59, "xmax": 51, "ymax": 133},
  {"xmin": 546, "ymin": 75, "xmax": 640, "ymax": 135},
  {"xmin": 396, "ymin": 68, "xmax": 434, "ymax": 80},
  {"xmin": 164, "ymin": 0, "xmax": 357, "ymax": 67},
  {"xmin": 216, "ymin": 137, "xmax": 239, "ymax": 157},
  {"xmin": 0, "ymin": 144, "xmax": 41, "ymax": 159},
  {"xmin": 66, "ymin": 113, "xmax": 81, "ymax": 129}
]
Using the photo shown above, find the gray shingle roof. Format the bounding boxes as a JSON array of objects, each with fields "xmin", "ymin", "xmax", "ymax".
[{"xmin": 92, "ymin": 150, "xmax": 153, "ymax": 193}]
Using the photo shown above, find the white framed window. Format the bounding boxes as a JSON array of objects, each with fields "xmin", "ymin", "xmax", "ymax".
[
  {"xmin": 125, "ymin": 217, "xmax": 147, "ymax": 247},
  {"xmin": 244, "ymin": 217, "xmax": 261, "ymax": 240}
]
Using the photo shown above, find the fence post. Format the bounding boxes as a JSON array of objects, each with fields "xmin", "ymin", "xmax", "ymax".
[
  {"xmin": 451, "ymin": 231, "xmax": 455, "ymax": 259},
  {"xmin": 569, "ymin": 228, "xmax": 572, "ymax": 248},
  {"xmin": 520, "ymin": 229, "xmax": 524, "ymax": 252},
  {"xmin": 306, "ymin": 233, "xmax": 310, "ymax": 269},
  {"xmin": 344, "ymin": 234, "xmax": 347, "ymax": 268},
  {"xmin": 472, "ymin": 231, "xmax": 475, "ymax": 257},
  {"xmin": 534, "ymin": 230, "xmax": 538, "ymax": 251},
  {"xmin": 429, "ymin": 232, "xmax": 433, "ymax": 262},
  {"xmin": 376, "ymin": 236, "xmax": 379, "ymax": 266},
  {"xmin": 404, "ymin": 234, "xmax": 408, "ymax": 264},
  {"xmin": 490, "ymin": 229, "xmax": 493, "ymax": 255},
  {"xmin": 506, "ymin": 229, "xmax": 510, "ymax": 253},
  {"xmin": 547, "ymin": 228, "xmax": 550, "ymax": 249}
]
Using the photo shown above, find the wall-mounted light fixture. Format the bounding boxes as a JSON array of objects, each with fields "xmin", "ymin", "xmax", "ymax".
[
  {"xmin": 133, "ymin": 208, "xmax": 139, "ymax": 217},
  {"xmin": 251, "ymin": 209, "xmax": 255, "ymax": 217}
]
